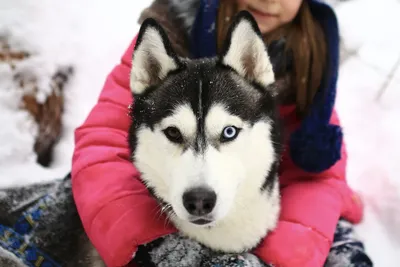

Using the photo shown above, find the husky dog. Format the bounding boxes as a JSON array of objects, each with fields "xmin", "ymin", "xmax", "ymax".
[
  {"xmin": 128, "ymin": 10, "xmax": 282, "ymax": 253},
  {"xmin": 0, "ymin": 11, "xmax": 283, "ymax": 267}
]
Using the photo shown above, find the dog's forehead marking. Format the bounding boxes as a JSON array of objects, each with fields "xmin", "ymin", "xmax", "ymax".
[
  {"xmin": 160, "ymin": 104, "xmax": 197, "ymax": 137},
  {"xmin": 198, "ymin": 79, "xmax": 203, "ymax": 122},
  {"xmin": 205, "ymin": 104, "xmax": 244, "ymax": 136},
  {"xmin": 195, "ymin": 79, "xmax": 206, "ymax": 152}
]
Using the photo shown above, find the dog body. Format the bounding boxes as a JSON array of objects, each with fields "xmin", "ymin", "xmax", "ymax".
[
  {"xmin": 128, "ymin": 12, "xmax": 282, "ymax": 253},
  {"xmin": 0, "ymin": 11, "xmax": 283, "ymax": 267}
]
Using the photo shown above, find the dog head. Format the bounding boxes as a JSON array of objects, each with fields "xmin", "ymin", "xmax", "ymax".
[{"xmin": 129, "ymin": 11, "xmax": 282, "ymax": 238}]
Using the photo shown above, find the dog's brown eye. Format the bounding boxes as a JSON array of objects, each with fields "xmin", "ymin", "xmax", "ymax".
[{"xmin": 163, "ymin": 127, "xmax": 183, "ymax": 143}]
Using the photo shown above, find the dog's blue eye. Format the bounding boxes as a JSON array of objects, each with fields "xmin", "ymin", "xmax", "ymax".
[{"xmin": 221, "ymin": 126, "xmax": 240, "ymax": 142}]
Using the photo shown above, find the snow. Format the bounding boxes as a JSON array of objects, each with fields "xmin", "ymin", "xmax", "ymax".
[
  {"xmin": 0, "ymin": 0, "xmax": 149, "ymax": 186},
  {"xmin": 0, "ymin": 0, "xmax": 399, "ymax": 266},
  {"xmin": 335, "ymin": 0, "xmax": 400, "ymax": 266}
]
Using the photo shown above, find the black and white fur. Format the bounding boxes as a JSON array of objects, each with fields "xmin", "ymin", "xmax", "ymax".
[{"xmin": 128, "ymin": 11, "xmax": 283, "ymax": 253}]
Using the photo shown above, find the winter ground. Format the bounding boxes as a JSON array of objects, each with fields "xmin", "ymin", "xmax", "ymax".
[{"xmin": 0, "ymin": 0, "xmax": 399, "ymax": 266}]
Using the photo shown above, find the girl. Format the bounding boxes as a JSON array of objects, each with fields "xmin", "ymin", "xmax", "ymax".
[{"xmin": 71, "ymin": 0, "xmax": 373, "ymax": 266}]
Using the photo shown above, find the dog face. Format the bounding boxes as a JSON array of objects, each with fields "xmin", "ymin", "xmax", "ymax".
[{"xmin": 128, "ymin": 11, "xmax": 282, "ymax": 250}]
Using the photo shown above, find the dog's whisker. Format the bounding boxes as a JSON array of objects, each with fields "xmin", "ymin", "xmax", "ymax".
[
  {"xmin": 149, "ymin": 204, "xmax": 166, "ymax": 223},
  {"xmin": 161, "ymin": 205, "xmax": 175, "ymax": 229}
]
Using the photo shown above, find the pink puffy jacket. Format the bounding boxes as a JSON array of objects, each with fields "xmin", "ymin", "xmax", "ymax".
[{"xmin": 71, "ymin": 35, "xmax": 364, "ymax": 267}]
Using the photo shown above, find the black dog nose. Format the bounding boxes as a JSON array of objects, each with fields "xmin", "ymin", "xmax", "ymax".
[{"xmin": 182, "ymin": 187, "xmax": 217, "ymax": 216}]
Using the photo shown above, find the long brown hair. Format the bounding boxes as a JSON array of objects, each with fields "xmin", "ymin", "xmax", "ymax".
[{"xmin": 217, "ymin": 1, "xmax": 327, "ymax": 116}]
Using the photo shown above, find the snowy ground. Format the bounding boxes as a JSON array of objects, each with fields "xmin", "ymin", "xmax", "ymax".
[{"xmin": 0, "ymin": 0, "xmax": 399, "ymax": 266}]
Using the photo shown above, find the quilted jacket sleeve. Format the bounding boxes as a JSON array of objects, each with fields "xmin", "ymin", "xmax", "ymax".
[
  {"xmin": 253, "ymin": 109, "xmax": 364, "ymax": 267},
  {"xmin": 71, "ymin": 35, "xmax": 176, "ymax": 267}
]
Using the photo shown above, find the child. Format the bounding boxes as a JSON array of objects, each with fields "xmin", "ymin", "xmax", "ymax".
[{"xmin": 71, "ymin": 0, "xmax": 373, "ymax": 266}]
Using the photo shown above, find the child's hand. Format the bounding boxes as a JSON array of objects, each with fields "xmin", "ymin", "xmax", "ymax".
[{"xmin": 254, "ymin": 220, "xmax": 330, "ymax": 267}]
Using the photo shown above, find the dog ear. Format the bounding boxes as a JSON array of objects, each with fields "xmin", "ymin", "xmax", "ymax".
[
  {"xmin": 220, "ymin": 11, "xmax": 275, "ymax": 92},
  {"xmin": 130, "ymin": 18, "xmax": 182, "ymax": 95}
]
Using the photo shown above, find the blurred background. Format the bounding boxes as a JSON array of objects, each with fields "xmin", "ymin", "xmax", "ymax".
[{"xmin": 0, "ymin": 0, "xmax": 399, "ymax": 266}]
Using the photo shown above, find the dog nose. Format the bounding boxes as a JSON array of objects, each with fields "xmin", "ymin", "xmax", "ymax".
[{"xmin": 182, "ymin": 187, "xmax": 217, "ymax": 216}]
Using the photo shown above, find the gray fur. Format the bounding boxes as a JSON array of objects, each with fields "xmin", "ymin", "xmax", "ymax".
[{"xmin": 146, "ymin": 233, "xmax": 270, "ymax": 267}]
